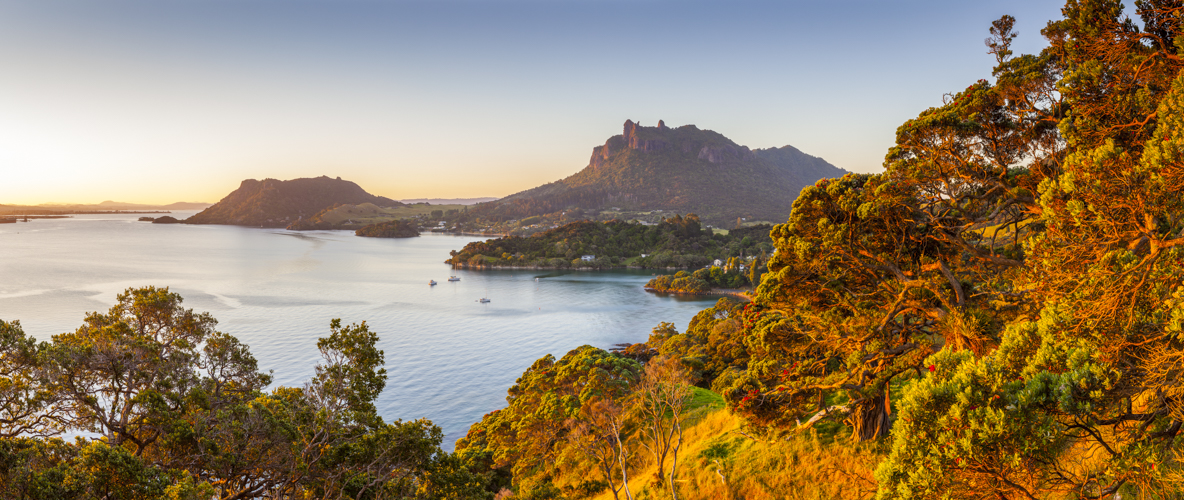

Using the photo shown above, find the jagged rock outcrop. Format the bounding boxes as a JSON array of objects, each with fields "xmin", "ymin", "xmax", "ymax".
[
  {"xmin": 185, "ymin": 176, "xmax": 401, "ymax": 228},
  {"xmin": 468, "ymin": 120, "xmax": 849, "ymax": 226}
]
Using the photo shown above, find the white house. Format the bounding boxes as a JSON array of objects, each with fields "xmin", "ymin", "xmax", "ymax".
[
  {"xmin": 713, "ymin": 259, "xmax": 723, "ymax": 267},
  {"xmin": 581, "ymin": 255, "xmax": 596, "ymax": 262}
]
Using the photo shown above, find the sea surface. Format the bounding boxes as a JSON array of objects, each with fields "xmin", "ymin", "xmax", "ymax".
[{"xmin": 0, "ymin": 212, "xmax": 718, "ymax": 448}]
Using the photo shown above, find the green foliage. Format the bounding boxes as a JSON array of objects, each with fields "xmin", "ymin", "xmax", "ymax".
[
  {"xmin": 355, "ymin": 219, "xmax": 420, "ymax": 238},
  {"xmin": 870, "ymin": 3, "xmax": 1184, "ymax": 498},
  {"xmin": 557, "ymin": 5, "xmax": 1184, "ymax": 498},
  {"xmin": 456, "ymin": 346, "xmax": 641, "ymax": 497},
  {"xmin": 0, "ymin": 286, "xmax": 461, "ymax": 499},
  {"xmin": 645, "ymin": 257, "xmax": 764, "ymax": 293},
  {"xmin": 448, "ymin": 215, "xmax": 773, "ymax": 270}
]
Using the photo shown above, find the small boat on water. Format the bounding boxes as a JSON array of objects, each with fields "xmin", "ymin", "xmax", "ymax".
[
  {"xmin": 429, "ymin": 280, "xmax": 437, "ymax": 286},
  {"xmin": 477, "ymin": 297, "xmax": 490, "ymax": 303},
  {"xmin": 448, "ymin": 276, "xmax": 460, "ymax": 282}
]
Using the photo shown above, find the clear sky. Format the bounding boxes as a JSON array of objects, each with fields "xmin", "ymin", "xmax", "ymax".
[{"xmin": 1, "ymin": 0, "xmax": 1082, "ymax": 205}]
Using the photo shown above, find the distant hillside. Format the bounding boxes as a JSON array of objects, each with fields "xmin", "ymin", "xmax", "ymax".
[
  {"xmin": 464, "ymin": 120, "xmax": 847, "ymax": 227},
  {"xmin": 0, "ymin": 200, "xmax": 211, "ymax": 214},
  {"xmin": 2, "ymin": 201, "xmax": 211, "ymax": 211},
  {"xmin": 400, "ymin": 197, "xmax": 498, "ymax": 205},
  {"xmin": 186, "ymin": 176, "xmax": 401, "ymax": 228}
]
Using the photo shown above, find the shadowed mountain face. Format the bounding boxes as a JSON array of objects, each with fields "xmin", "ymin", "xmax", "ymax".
[
  {"xmin": 469, "ymin": 120, "xmax": 847, "ymax": 226},
  {"xmin": 185, "ymin": 176, "xmax": 401, "ymax": 227}
]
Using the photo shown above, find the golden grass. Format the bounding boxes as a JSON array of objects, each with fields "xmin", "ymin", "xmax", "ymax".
[
  {"xmin": 314, "ymin": 203, "xmax": 467, "ymax": 225},
  {"xmin": 585, "ymin": 405, "xmax": 883, "ymax": 500}
]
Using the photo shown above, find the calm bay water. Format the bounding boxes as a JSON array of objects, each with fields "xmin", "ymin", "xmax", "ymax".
[{"xmin": 0, "ymin": 212, "xmax": 716, "ymax": 448}]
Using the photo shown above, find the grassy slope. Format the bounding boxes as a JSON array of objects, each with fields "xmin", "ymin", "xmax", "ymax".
[
  {"xmin": 312, "ymin": 203, "xmax": 467, "ymax": 225},
  {"xmin": 571, "ymin": 389, "xmax": 883, "ymax": 500}
]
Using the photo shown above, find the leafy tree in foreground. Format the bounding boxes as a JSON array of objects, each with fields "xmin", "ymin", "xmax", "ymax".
[
  {"xmin": 0, "ymin": 286, "xmax": 464, "ymax": 500},
  {"xmin": 718, "ymin": 3, "xmax": 1065, "ymax": 444},
  {"xmin": 876, "ymin": 1, "xmax": 1184, "ymax": 498},
  {"xmin": 0, "ymin": 320, "xmax": 63, "ymax": 439},
  {"xmin": 456, "ymin": 346, "xmax": 641, "ymax": 498}
]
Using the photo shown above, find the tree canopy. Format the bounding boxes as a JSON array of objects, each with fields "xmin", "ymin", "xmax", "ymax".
[{"xmin": 0, "ymin": 286, "xmax": 486, "ymax": 500}]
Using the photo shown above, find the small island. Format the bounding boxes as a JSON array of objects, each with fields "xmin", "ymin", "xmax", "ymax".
[
  {"xmin": 355, "ymin": 219, "xmax": 420, "ymax": 238},
  {"xmin": 644, "ymin": 260, "xmax": 759, "ymax": 297}
]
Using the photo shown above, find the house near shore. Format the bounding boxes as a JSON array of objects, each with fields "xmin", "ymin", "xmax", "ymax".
[{"xmin": 581, "ymin": 255, "xmax": 595, "ymax": 262}]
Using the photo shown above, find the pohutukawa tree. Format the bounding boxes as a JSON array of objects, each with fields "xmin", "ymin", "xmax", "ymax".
[
  {"xmin": 722, "ymin": 16, "xmax": 1061, "ymax": 440},
  {"xmin": 874, "ymin": 0, "xmax": 1184, "ymax": 498}
]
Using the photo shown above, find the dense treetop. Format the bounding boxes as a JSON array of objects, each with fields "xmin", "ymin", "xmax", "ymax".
[
  {"xmin": 355, "ymin": 219, "xmax": 420, "ymax": 238},
  {"xmin": 0, "ymin": 287, "xmax": 488, "ymax": 499}
]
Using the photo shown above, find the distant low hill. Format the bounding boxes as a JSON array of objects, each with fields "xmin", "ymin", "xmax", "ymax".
[
  {"xmin": 463, "ymin": 120, "xmax": 847, "ymax": 227},
  {"xmin": 185, "ymin": 176, "xmax": 401, "ymax": 228},
  {"xmin": 0, "ymin": 200, "xmax": 211, "ymax": 214},
  {"xmin": 400, "ymin": 197, "xmax": 498, "ymax": 205},
  {"xmin": 91, "ymin": 201, "xmax": 213, "ymax": 210}
]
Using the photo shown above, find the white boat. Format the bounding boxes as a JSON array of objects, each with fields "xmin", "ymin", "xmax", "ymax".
[
  {"xmin": 429, "ymin": 280, "xmax": 437, "ymax": 286},
  {"xmin": 477, "ymin": 297, "xmax": 490, "ymax": 303},
  {"xmin": 448, "ymin": 276, "xmax": 460, "ymax": 282}
]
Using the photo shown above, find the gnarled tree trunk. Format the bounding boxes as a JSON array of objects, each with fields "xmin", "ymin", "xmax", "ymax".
[{"xmin": 849, "ymin": 392, "xmax": 890, "ymax": 441}]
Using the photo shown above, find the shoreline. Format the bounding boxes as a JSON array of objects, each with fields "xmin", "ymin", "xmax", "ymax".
[
  {"xmin": 448, "ymin": 264, "xmax": 700, "ymax": 271},
  {"xmin": 643, "ymin": 287, "xmax": 752, "ymax": 301}
]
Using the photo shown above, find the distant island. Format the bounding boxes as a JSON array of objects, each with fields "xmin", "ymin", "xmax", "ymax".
[
  {"xmin": 184, "ymin": 176, "xmax": 402, "ymax": 228},
  {"xmin": 446, "ymin": 214, "xmax": 772, "ymax": 274}
]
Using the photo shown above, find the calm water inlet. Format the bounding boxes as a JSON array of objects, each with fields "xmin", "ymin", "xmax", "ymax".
[{"xmin": 0, "ymin": 213, "xmax": 718, "ymax": 448}]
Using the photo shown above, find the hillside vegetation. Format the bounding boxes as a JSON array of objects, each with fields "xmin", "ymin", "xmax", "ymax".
[
  {"xmin": 445, "ymin": 214, "xmax": 773, "ymax": 270},
  {"xmin": 288, "ymin": 202, "xmax": 468, "ymax": 230},
  {"xmin": 455, "ymin": 5, "xmax": 1184, "ymax": 500},
  {"xmin": 355, "ymin": 219, "xmax": 420, "ymax": 238},
  {"xmin": 0, "ymin": 287, "xmax": 483, "ymax": 499}
]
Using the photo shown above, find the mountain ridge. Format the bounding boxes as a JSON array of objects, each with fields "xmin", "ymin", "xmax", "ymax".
[{"xmin": 466, "ymin": 120, "xmax": 847, "ymax": 227}]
